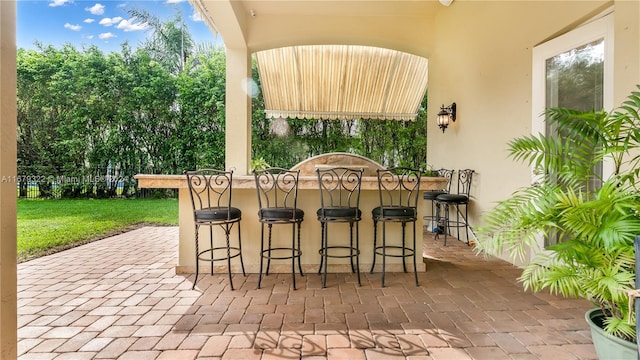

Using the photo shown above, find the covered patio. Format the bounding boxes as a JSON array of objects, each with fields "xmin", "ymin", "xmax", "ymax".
[
  {"xmin": 3, "ymin": 0, "xmax": 640, "ymax": 358},
  {"xmin": 17, "ymin": 227, "xmax": 596, "ymax": 359}
]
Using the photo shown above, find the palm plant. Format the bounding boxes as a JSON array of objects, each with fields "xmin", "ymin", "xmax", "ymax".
[{"xmin": 476, "ymin": 85, "xmax": 640, "ymax": 341}]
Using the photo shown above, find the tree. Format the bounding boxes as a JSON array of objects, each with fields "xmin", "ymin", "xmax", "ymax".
[{"xmin": 127, "ymin": 7, "xmax": 194, "ymax": 74}]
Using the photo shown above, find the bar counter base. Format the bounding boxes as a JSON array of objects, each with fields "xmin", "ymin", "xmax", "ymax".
[{"xmin": 135, "ymin": 173, "xmax": 448, "ymax": 275}]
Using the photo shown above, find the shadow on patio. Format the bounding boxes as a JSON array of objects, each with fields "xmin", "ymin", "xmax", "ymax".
[{"xmin": 18, "ymin": 226, "xmax": 597, "ymax": 359}]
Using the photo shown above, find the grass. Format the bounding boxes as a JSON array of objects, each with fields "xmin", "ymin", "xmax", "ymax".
[{"xmin": 17, "ymin": 198, "xmax": 178, "ymax": 262}]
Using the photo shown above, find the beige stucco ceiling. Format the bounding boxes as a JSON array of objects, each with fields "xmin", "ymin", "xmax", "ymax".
[{"xmin": 190, "ymin": 0, "xmax": 441, "ymax": 56}]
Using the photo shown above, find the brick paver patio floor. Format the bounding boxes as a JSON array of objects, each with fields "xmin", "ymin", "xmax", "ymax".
[{"xmin": 18, "ymin": 226, "xmax": 597, "ymax": 359}]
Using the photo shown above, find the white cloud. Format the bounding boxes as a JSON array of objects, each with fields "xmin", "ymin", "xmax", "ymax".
[
  {"xmin": 49, "ymin": 0, "xmax": 72, "ymax": 7},
  {"xmin": 165, "ymin": 0, "xmax": 185, "ymax": 3},
  {"xmin": 99, "ymin": 17, "xmax": 123, "ymax": 27},
  {"xmin": 87, "ymin": 35, "xmax": 94, "ymax": 40},
  {"xmin": 84, "ymin": 18, "xmax": 95, "ymax": 24},
  {"xmin": 64, "ymin": 23, "xmax": 82, "ymax": 31},
  {"xmin": 190, "ymin": 10, "xmax": 202, "ymax": 22},
  {"xmin": 98, "ymin": 32, "xmax": 116, "ymax": 40},
  {"xmin": 116, "ymin": 18, "xmax": 149, "ymax": 32},
  {"xmin": 86, "ymin": 3, "xmax": 105, "ymax": 15}
]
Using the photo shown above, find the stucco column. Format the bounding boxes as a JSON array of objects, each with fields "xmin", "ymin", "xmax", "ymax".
[
  {"xmin": 225, "ymin": 46, "xmax": 252, "ymax": 175},
  {"xmin": 0, "ymin": 1, "xmax": 17, "ymax": 359}
]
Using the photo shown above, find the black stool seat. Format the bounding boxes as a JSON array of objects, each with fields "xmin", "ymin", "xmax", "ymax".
[
  {"xmin": 423, "ymin": 190, "xmax": 447, "ymax": 200},
  {"xmin": 195, "ymin": 207, "xmax": 242, "ymax": 221},
  {"xmin": 317, "ymin": 207, "xmax": 361, "ymax": 219},
  {"xmin": 435, "ymin": 193, "xmax": 468, "ymax": 204},
  {"xmin": 259, "ymin": 207, "xmax": 304, "ymax": 221},
  {"xmin": 372, "ymin": 206, "xmax": 416, "ymax": 219}
]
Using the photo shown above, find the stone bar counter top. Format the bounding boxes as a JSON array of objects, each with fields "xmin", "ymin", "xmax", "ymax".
[
  {"xmin": 135, "ymin": 153, "xmax": 448, "ymax": 277},
  {"xmin": 134, "ymin": 173, "xmax": 448, "ymax": 191}
]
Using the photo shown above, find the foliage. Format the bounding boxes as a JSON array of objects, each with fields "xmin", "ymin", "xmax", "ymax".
[
  {"xmin": 476, "ymin": 85, "xmax": 640, "ymax": 341},
  {"xmin": 17, "ymin": 198, "xmax": 178, "ymax": 261},
  {"xmin": 250, "ymin": 157, "xmax": 270, "ymax": 172},
  {"xmin": 251, "ymin": 92, "xmax": 428, "ymax": 170}
]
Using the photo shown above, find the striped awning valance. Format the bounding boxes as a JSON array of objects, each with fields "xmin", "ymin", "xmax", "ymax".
[{"xmin": 256, "ymin": 45, "xmax": 429, "ymax": 121}]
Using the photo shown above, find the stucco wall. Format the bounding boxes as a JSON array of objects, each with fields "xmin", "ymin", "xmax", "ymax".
[{"xmin": 426, "ymin": 1, "xmax": 639, "ymax": 249}]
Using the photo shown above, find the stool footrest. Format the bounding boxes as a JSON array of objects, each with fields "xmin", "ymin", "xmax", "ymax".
[
  {"xmin": 373, "ymin": 245, "xmax": 415, "ymax": 258},
  {"xmin": 319, "ymin": 245, "xmax": 360, "ymax": 259},
  {"xmin": 261, "ymin": 247, "xmax": 302, "ymax": 260},
  {"xmin": 197, "ymin": 247, "xmax": 243, "ymax": 262}
]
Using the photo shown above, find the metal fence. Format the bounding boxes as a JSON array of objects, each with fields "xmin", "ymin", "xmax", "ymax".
[{"xmin": 16, "ymin": 169, "xmax": 177, "ymax": 199}]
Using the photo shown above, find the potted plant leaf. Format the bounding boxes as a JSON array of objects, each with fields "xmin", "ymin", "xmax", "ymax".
[{"xmin": 475, "ymin": 85, "xmax": 640, "ymax": 359}]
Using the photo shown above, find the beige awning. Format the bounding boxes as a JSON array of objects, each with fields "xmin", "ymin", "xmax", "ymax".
[{"xmin": 256, "ymin": 45, "xmax": 428, "ymax": 121}]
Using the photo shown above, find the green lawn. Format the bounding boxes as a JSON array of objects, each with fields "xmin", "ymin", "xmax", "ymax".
[{"xmin": 18, "ymin": 198, "xmax": 178, "ymax": 262}]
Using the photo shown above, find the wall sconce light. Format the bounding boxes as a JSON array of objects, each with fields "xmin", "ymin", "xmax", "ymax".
[{"xmin": 437, "ymin": 102, "xmax": 456, "ymax": 133}]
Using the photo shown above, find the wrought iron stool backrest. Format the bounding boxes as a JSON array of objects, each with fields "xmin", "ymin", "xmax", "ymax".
[
  {"xmin": 253, "ymin": 167, "xmax": 302, "ymax": 221},
  {"xmin": 436, "ymin": 168, "xmax": 455, "ymax": 193},
  {"xmin": 454, "ymin": 169, "xmax": 475, "ymax": 197},
  {"xmin": 184, "ymin": 169, "xmax": 234, "ymax": 221},
  {"xmin": 316, "ymin": 167, "xmax": 364, "ymax": 218},
  {"xmin": 376, "ymin": 167, "xmax": 422, "ymax": 215}
]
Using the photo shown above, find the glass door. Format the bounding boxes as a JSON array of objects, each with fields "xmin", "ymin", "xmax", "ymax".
[{"xmin": 531, "ymin": 12, "xmax": 613, "ymax": 249}]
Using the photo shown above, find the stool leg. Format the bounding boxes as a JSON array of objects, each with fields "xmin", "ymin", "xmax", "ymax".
[
  {"xmin": 209, "ymin": 226, "xmax": 214, "ymax": 275},
  {"xmin": 430, "ymin": 200, "xmax": 438, "ymax": 232},
  {"xmin": 381, "ymin": 221, "xmax": 387, "ymax": 288},
  {"xmin": 355, "ymin": 221, "xmax": 361, "ymax": 286},
  {"xmin": 349, "ymin": 222, "xmax": 356, "ymax": 274},
  {"xmin": 258, "ymin": 223, "xmax": 265, "ymax": 289},
  {"xmin": 443, "ymin": 204, "xmax": 449, "ymax": 246},
  {"xmin": 291, "ymin": 222, "xmax": 296, "ymax": 290},
  {"xmin": 318, "ymin": 222, "xmax": 325, "ymax": 275},
  {"xmin": 297, "ymin": 222, "xmax": 304, "ymax": 277},
  {"xmin": 434, "ymin": 201, "xmax": 441, "ymax": 240},
  {"xmin": 401, "ymin": 222, "xmax": 407, "ymax": 273},
  {"xmin": 412, "ymin": 221, "xmax": 419, "ymax": 286},
  {"xmin": 238, "ymin": 222, "xmax": 246, "ymax": 276},
  {"xmin": 266, "ymin": 224, "xmax": 273, "ymax": 276},
  {"xmin": 225, "ymin": 223, "xmax": 234, "ymax": 290},
  {"xmin": 193, "ymin": 225, "xmax": 200, "ymax": 290},
  {"xmin": 464, "ymin": 204, "xmax": 470, "ymax": 244},
  {"xmin": 370, "ymin": 219, "xmax": 378, "ymax": 273},
  {"xmin": 455, "ymin": 204, "xmax": 461, "ymax": 241},
  {"xmin": 322, "ymin": 223, "xmax": 328, "ymax": 288}
]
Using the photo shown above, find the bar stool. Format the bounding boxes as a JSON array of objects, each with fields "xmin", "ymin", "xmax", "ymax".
[
  {"xmin": 423, "ymin": 168, "xmax": 454, "ymax": 233},
  {"xmin": 184, "ymin": 169, "xmax": 245, "ymax": 290},
  {"xmin": 370, "ymin": 167, "xmax": 421, "ymax": 287},
  {"xmin": 435, "ymin": 169, "xmax": 475, "ymax": 245},
  {"xmin": 316, "ymin": 167, "xmax": 364, "ymax": 288},
  {"xmin": 254, "ymin": 168, "xmax": 305, "ymax": 290}
]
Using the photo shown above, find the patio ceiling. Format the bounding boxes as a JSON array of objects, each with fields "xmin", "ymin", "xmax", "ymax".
[
  {"xmin": 190, "ymin": 0, "xmax": 439, "ymax": 122},
  {"xmin": 255, "ymin": 45, "xmax": 428, "ymax": 121}
]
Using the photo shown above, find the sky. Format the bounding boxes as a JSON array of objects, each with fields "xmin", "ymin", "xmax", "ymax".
[{"xmin": 17, "ymin": 0, "xmax": 222, "ymax": 53}]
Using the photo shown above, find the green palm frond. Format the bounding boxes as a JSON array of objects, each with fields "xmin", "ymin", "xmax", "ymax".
[{"xmin": 478, "ymin": 85, "xmax": 640, "ymax": 342}]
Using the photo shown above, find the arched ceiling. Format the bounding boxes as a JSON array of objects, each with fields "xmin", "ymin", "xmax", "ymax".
[{"xmin": 190, "ymin": 0, "xmax": 446, "ymax": 120}]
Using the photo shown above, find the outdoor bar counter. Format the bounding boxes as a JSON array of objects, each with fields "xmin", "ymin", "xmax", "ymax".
[{"xmin": 135, "ymin": 153, "xmax": 448, "ymax": 276}]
